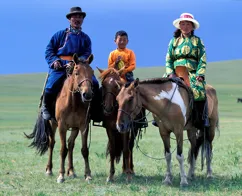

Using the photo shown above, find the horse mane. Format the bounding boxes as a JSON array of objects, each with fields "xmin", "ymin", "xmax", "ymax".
[
  {"xmin": 139, "ymin": 77, "xmax": 171, "ymax": 84},
  {"xmin": 99, "ymin": 68, "xmax": 120, "ymax": 82}
]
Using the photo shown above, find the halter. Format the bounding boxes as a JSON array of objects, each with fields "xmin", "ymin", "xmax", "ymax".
[
  {"xmin": 117, "ymin": 92, "xmax": 142, "ymax": 123},
  {"xmin": 68, "ymin": 62, "xmax": 93, "ymax": 94},
  {"xmin": 102, "ymin": 91, "xmax": 118, "ymax": 115}
]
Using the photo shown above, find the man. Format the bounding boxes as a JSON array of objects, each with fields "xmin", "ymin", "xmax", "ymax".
[{"xmin": 42, "ymin": 6, "xmax": 102, "ymax": 123}]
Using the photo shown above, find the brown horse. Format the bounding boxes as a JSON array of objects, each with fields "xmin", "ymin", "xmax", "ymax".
[
  {"xmin": 25, "ymin": 54, "xmax": 94, "ymax": 183},
  {"xmin": 98, "ymin": 67, "xmax": 142, "ymax": 182},
  {"xmin": 116, "ymin": 77, "xmax": 219, "ymax": 186}
]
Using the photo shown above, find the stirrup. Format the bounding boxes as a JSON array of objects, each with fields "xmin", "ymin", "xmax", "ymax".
[
  {"xmin": 152, "ymin": 120, "xmax": 158, "ymax": 127},
  {"xmin": 92, "ymin": 121, "xmax": 103, "ymax": 127}
]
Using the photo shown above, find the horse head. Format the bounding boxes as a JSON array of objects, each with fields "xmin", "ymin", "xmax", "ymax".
[
  {"xmin": 116, "ymin": 78, "xmax": 142, "ymax": 133},
  {"xmin": 98, "ymin": 67, "xmax": 124, "ymax": 115},
  {"xmin": 72, "ymin": 53, "xmax": 94, "ymax": 102}
]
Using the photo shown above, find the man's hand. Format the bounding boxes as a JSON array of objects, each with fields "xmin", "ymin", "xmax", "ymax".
[
  {"xmin": 65, "ymin": 61, "xmax": 75, "ymax": 74},
  {"xmin": 196, "ymin": 76, "xmax": 204, "ymax": 82},
  {"xmin": 53, "ymin": 61, "xmax": 62, "ymax": 70},
  {"xmin": 65, "ymin": 61, "xmax": 74, "ymax": 69}
]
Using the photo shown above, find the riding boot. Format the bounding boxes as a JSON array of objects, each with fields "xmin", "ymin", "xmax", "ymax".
[
  {"xmin": 41, "ymin": 92, "xmax": 55, "ymax": 120},
  {"xmin": 135, "ymin": 108, "xmax": 148, "ymax": 128},
  {"xmin": 193, "ymin": 100, "xmax": 210, "ymax": 128},
  {"xmin": 203, "ymin": 99, "xmax": 210, "ymax": 127},
  {"xmin": 152, "ymin": 120, "xmax": 158, "ymax": 127},
  {"xmin": 90, "ymin": 87, "xmax": 103, "ymax": 123}
]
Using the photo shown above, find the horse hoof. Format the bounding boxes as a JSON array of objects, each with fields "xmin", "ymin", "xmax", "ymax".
[
  {"xmin": 85, "ymin": 176, "xmax": 92, "ymax": 183},
  {"xmin": 126, "ymin": 175, "xmax": 132, "ymax": 183},
  {"xmin": 68, "ymin": 173, "xmax": 77, "ymax": 179},
  {"xmin": 207, "ymin": 174, "xmax": 213, "ymax": 179},
  {"xmin": 187, "ymin": 174, "xmax": 195, "ymax": 180},
  {"xmin": 45, "ymin": 171, "xmax": 53, "ymax": 176},
  {"xmin": 162, "ymin": 179, "xmax": 172, "ymax": 186},
  {"xmin": 57, "ymin": 177, "xmax": 65, "ymax": 183},
  {"xmin": 106, "ymin": 177, "xmax": 114, "ymax": 183},
  {"xmin": 180, "ymin": 181, "xmax": 189, "ymax": 187}
]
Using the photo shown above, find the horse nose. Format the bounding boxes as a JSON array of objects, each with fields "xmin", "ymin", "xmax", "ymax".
[
  {"xmin": 82, "ymin": 92, "xmax": 92, "ymax": 101},
  {"xmin": 116, "ymin": 123, "xmax": 128, "ymax": 133}
]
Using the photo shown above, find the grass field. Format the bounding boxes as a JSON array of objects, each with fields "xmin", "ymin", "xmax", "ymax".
[{"xmin": 0, "ymin": 60, "xmax": 242, "ymax": 196}]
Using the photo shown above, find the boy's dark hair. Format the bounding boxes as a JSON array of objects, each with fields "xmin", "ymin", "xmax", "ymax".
[{"xmin": 115, "ymin": 30, "xmax": 128, "ymax": 40}]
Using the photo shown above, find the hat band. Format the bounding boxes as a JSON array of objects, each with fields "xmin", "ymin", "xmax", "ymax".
[{"xmin": 181, "ymin": 15, "xmax": 193, "ymax": 19}]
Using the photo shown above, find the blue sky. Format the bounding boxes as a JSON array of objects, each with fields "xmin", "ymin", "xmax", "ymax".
[{"xmin": 0, "ymin": 0, "xmax": 241, "ymax": 74}]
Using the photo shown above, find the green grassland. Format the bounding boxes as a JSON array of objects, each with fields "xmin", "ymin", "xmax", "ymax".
[{"xmin": 0, "ymin": 60, "xmax": 242, "ymax": 196}]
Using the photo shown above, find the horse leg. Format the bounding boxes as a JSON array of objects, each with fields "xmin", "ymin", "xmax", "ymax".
[
  {"xmin": 57, "ymin": 125, "xmax": 68, "ymax": 183},
  {"xmin": 159, "ymin": 129, "xmax": 172, "ymax": 185},
  {"xmin": 187, "ymin": 127, "xmax": 197, "ymax": 180},
  {"xmin": 122, "ymin": 133, "xmax": 132, "ymax": 182},
  {"xmin": 45, "ymin": 120, "xmax": 57, "ymax": 176},
  {"xmin": 175, "ymin": 129, "xmax": 188, "ymax": 187},
  {"xmin": 80, "ymin": 127, "xmax": 92, "ymax": 181},
  {"xmin": 129, "ymin": 127, "xmax": 138, "ymax": 175},
  {"xmin": 106, "ymin": 128, "xmax": 116, "ymax": 182},
  {"xmin": 67, "ymin": 128, "xmax": 79, "ymax": 178},
  {"xmin": 206, "ymin": 122, "xmax": 215, "ymax": 178}
]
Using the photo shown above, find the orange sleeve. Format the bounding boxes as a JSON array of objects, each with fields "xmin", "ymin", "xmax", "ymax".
[
  {"xmin": 108, "ymin": 51, "xmax": 116, "ymax": 68},
  {"xmin": 122, "ymin": 50, "xmax": 136, "ymax": 75}
]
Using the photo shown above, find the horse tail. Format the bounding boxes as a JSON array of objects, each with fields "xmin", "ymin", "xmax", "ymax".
[
  {"xmin": 24, "ymin": 113, "xmax": 51, "ymax": 156},
  {"xmin": 199, "ymin": 127, "xmax": 213, "ymax": 171}
]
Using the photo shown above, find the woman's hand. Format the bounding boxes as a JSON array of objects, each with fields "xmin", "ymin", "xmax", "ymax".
[{"xmin": 196, "ymin": 76, "xmax": 204, "ymax": 81}]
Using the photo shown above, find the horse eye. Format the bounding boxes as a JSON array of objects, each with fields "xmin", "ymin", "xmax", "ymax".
[{"xmin": 128, "ymin": 96, "xmax": 134, "ymax": 102}]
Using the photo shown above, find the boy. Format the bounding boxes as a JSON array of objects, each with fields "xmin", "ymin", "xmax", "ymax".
[
  {"xmin": 108, "ymin": 30, "xmax": 135, "ymax": 83},
  {"xmin": 107, "ymin": 30, "xmax": 148, "ymax": 128}
]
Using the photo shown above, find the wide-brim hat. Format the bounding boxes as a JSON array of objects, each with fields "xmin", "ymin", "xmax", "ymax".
[
  {"xmin": 173, "ymin": 13, "xmax": 200, "ymax": 30},
  {"xmin": 66, "ymin": 6, "xmax": 86, "ymax": 19}
]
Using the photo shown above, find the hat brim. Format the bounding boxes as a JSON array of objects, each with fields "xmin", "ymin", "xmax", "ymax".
[
  {"xmin": 66, "ymin": 11, "xmax": 86, "ymax": 19},
  {"xmin": 173, "ymin": 18, "xmax": 200, "ymax": 30}
]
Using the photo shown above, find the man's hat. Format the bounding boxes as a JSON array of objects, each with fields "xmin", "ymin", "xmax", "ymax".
[{"xmin": 66, "ymin": 7, "xmax": 86, "ymax": 19}]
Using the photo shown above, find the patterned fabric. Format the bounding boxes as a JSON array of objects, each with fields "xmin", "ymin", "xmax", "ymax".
[
  {"xmin": 165, "ymin": 35, "xmax": 207, "ymax": 101},
  {"xmin": 69, "ymin": 26, "xmax": 82, "ymax": 34}
]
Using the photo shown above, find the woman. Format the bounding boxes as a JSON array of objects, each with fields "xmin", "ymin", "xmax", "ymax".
[{"xmin": 153, "ymin": 13, "xmax": 209, "ymax": 127}]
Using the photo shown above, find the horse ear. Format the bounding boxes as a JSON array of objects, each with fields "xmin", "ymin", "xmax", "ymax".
[
  {"xmin": 87, "ymin": 54, "xmax": 94, "ymax": 64},
  {"xmin": 73, "ymin": 53, "xmax": 79, "ymax": 63},
  {"xmin": 96, "ymin": 67, "xmax": 104, "ymax": 73},
  {"xmin": 134, "ymin": 78, "xmax": 139, "ymax": 88}
]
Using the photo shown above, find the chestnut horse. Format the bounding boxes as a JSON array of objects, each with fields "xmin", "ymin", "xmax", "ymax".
[
  {"xmin": 116, "ymin": 78, "xmax": 219, "ymax": 186},
  {"xmin": 25, "ymin": 54, "xmax": 94, "ymax": 183},
  {"xmin": 98, "ymin": 67, "xmax": 142, "ymax": 182}
]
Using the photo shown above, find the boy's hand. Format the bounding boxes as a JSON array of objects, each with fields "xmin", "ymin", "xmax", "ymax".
[
  {"xmin": 115, "ymin": 56, "xmax": 122, "ymax": 63},
  {"xmin": 118, "ymin": 66, "xmax": 125, "ymax": 75}
]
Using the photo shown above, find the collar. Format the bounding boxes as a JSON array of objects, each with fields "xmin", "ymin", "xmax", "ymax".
[{"xmin": 69, "ymin": 26, "xmax": 82, "ymax": 34}]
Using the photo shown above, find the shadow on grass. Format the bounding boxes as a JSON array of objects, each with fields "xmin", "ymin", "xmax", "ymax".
[{"xmin": 92, "ymin": 172, "xmax": 242, "ymax": 192}]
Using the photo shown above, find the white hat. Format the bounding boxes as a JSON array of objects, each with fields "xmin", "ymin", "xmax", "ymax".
[{"xmin": 173, "ymin": 13, "xmax": 200, "ymax": 30}]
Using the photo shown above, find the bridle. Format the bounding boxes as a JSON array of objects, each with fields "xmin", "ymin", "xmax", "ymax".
[
  {"xmin": 102, "ymin": 91, "xmax": 118, "ymax": 115},
  {"xmin": 68, "ymin": 62, "xmax": 93, "ymax": 94},
  {"xmin": 117, "ymin": 90, "xmax": 142, "ymax": 123}
]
